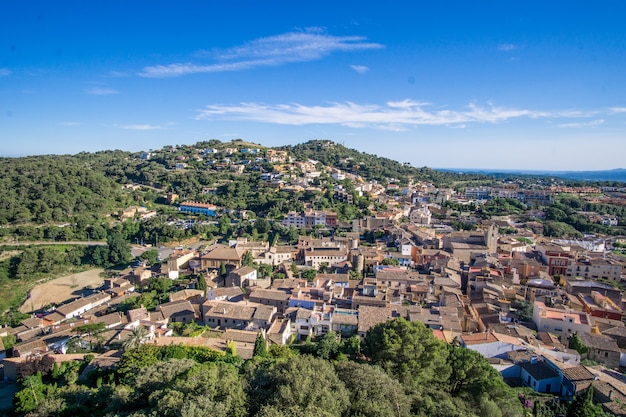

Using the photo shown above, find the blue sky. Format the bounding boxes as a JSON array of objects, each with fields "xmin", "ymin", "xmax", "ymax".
[{"xmin": 1, "ymin": 1, "xmax": 625, "ymax": 170}]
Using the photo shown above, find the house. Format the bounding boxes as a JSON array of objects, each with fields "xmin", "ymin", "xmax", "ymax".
[
  {"xmin": 202, "ymin": 301, "xmax": 257, "ymax": 330},
  {"xmin": 535, "ymin": 242, "xmax": 572, "ymax": 276},
  {"xmin": 533, "ymin": 301, "xmax": 591, "ymax": 341},
  {"xmin": 357, "ymin": 306, "xmax": 408, "ymax": 338},
  {"xmin": 460, "ymin": 331, "xmax": 527, "ymax": 358},
  {"xmin": 249, "ymin": 288, "xmax": 291, "ymax": 314},
  {"xmin": 12, "ymin": 338, "xmax": 49, "ymax": 357},
  {"xmin": 267, "ymin": 318, "xmax": 292, "ymax": 345},
  {"xmin": 578, "ymin": 291, "xmax": 623, "ymax": 321},
  {"xmin": 519, "ymin": 358, "xmax": 561, "ymax": 393},
  {"xmin": 577, "ymin": 332, "xmax": 621, "ymax": 369},
  {"xmin": 225, "ymin": 266, "xmax": 257, "ymax": 287},
  {"xmin": 331, "ymin": 309, "xmax": 359, "ymax": 337},
  {"xmin": 254, "ymin": 245, "xmax": 297, "ymax": 267},
  {"xmin": 560, "ymin": 365, "xmax": 596, "ymax": 397},
  {"xmin": 206, "ymin": 287, "xmax": 245, "ymax": 302},
  {"xmin": 179, "ymin": 201, "xmax": 218, "ymax": 216},
  {"xmin": 55, "ymin": 293, "xmax": 112, "ymax": 320},
  {"xmin": 156, "ymin": 300, "xmax": 196, "ymax": 324},
  {"xmin": 303, "ymin": 246, "xmax": 348, "ymax": 269},
  {"xmin": 200, "ymin": 244, "xmax": 245, "ymax": 270}
]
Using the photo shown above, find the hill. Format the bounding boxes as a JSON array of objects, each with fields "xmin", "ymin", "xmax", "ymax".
[{"xmin": 278, "ymin": 140, "xmax": 492, "ymax": 186}]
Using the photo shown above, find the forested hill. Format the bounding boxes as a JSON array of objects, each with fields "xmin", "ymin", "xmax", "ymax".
[
  {"xmin": 278, "ymin": 140, "xmax": 491, "ymax": 186},
  {"xmin": 0, "ymin": 153, "xmax": 132, "ymax": 225}
]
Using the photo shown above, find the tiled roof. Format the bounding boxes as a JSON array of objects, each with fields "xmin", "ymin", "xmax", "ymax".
[
  {"xmin": 221, "ymin": 329, "xmax": 260, "ymax": 344},
  {"xmin": 203, "ymin": 301, "xmax": 256, "ymax": 321},
  {"xmin": 250, "ymin": 288, "xmax": 291, "ymax": 301},
  {"xmin": 157, "ymin": 300, "xmax": 195, "ymax": 319},
  {"xmin": 562, "ymin": 366, "xmax": 596, "ymax": 382},
  {"xmin": 578, "ymin": 332, "xmax": 621, "ymax": 352}
]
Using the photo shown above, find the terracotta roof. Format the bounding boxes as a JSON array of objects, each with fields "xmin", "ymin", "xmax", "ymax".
[{"xmin": 461, "ymin": 332, "xmax": 499, "ymax": 345}]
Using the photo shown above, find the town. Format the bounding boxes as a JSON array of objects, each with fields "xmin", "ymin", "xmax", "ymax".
[{"xmin": 2, "ymin": 140, "xmax": 626, "ymax": 416}]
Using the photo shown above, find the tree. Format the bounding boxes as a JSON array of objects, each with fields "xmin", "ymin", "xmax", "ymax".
[
  {"xmin": 512, "ymin": 300, "xmax": 534, "ymax": 322},
  {"xmin": 242, "ymin": 250, "xmax": 254, "ymax": 267},
  {"xmin": 567, "ymin": 386, "xmax": 604, "ymax": 417},
  {"xmin": 14, "ymin": 372, "xmax": 46, "ymax": 414},
  {"xmin": 381, "ymin": 257, "xmax": 400, "ymax": 266},
  {"xmin": 123, "ymin": 326, "xmax": 148, "ymax": 351},
  {"xmin": 72, "ymin": 322, "xmax": 107, "ymax": 351},
  {"xmin": 139, "ymin": 248, "xmax": 159, "ymax": 265},
  {"xmin": 446, "ymin": 344, "xmax": 506, "ymax": 397},
  {"xmin": 106, "ymin": 231, "xmax": 132, "ymax": 265},
  {"xmin": 316, "ymin": 331, "xmax": 340, "ymax": 360},
  {"xmin": 253, "ymin": 333, "xmax": 268, "ymax": 358},
  {"xmin": 258, "ymin": 263, "xmax": 273, "ymax": 279},
  {"xmin": 149, "ymin": 276, "xmax": 172, "ymax": 302},
  {"xmin": 362, "ymin": 318, "xmax": 451, "ymax": 390},
  {"xmin": 335, "ymin": 361, "xmax": 412, "ymax": 417},
  {"xmin": 301, "ymin": 269, "xmax": 317, "ymax": 281},
  {"xmin": 254, "ymin": 356, "xmax": 350, "ymax": 417},
  {"xmin": 569, "ymin": 333, "xmax": 590, "ymax": 355}
]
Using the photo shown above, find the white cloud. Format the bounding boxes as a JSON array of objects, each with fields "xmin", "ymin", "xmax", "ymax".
[
  {"xmin": 60, "ymin": 122, "xmax": 82, "ymax": 126},
  {"xmin": 556, "ymin": 119, "xmax": 605, "ymax": 128},
  {"xmin": 121, "ymin": 124, "xmax": 166, "ymax": 130},
  {"xmin": 84, "ymin": 87, "xmax": 119, "ymax": 95},
  {"xmin": 0, "ymin": 68, "xmax": 11, "ymax": 76},
  {"xmin": 498, "ymin": 43, "xmax": 517, "ymax": 51},
  {"xmin": 350, "ymin": 65, "xmax": 369, "ymax": 74},
  {"xmin": 140, "ymin": 29, "xmax": 384, "ymax": 78},
  {"xmin": 610, "ymin": 107, "xmax": 626, "ymax": 114},
  {"xmin": 195, "ymin": 100, "xmax": 622, "ymax": 130}
]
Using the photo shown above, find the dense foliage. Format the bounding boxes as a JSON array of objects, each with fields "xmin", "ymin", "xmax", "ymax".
[
  {"xmin": 9, "ymin": 318, "xmax": 531, "ymax": 417},
  {"xmin": 0, "ymin": 154, "xmax": 130, "ymax": 225}
]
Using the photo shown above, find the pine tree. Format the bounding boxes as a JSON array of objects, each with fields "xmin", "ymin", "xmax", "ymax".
[{"xmin": 253, "ymin": 333, "xmax": 267, "ymax": 357}]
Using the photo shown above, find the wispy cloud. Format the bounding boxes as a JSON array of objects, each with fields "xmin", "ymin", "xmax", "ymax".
[
  {"xmin": 350, "ymin": 65, "xmax": 369, "ymax": 74},
  {"xmin": 121, "ymin": 124, "xmax": 167, "ymax": 130},
  {"xmin": 556, "ymin": 119, "xmax": 605, "ymax": 128},
  {"xmin": 195, "ymin": 100, "xmax": 622, "ymax": 130},
  {"xmin": 60, "ymin": 122, "xmax": 82, "ymax": 126},
  {"xmin": 105, "ymin": 71, "xmax": 129, "ymax": 78},
  {"xmin": 498, "ymin": 43, "xmax": 517, "ymax": 52},
  {"xmin": 84, "ymin": 87, "xmax": 119, "ymax": 95},
  {"xmin": 140, "ymin": 29, "xmax": 384, "ymax": 78},
  {"xmin": 0, "ymin": 68, "xmax": 11, "ymax": 76}
]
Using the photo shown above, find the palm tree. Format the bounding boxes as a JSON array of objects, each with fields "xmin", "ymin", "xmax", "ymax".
[{"xmin": 123, "ymin": 326, "xmax": 148, "ymax": 351}]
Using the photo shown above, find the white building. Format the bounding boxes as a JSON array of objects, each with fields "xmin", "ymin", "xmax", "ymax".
[{"xmin": 533, "ymin": 301, "xmax": 591, "ymax": 341}]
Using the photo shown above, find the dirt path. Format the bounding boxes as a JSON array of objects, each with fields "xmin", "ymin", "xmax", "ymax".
[{"xmin": 19, "ymin": 268, "xmax": 106, "ymax": 313}]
